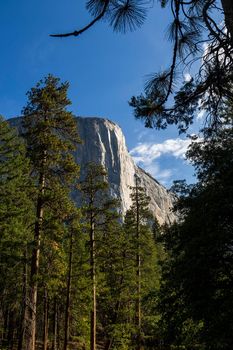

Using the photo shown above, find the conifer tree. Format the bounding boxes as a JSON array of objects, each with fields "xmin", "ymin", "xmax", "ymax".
[
  {"xmin": 79, "ymin": 162, "xmax": 118, "ymax": 350},
  {"xmin": 159, "ymin": 123, "xmax": 233, "ymax": 349},
  {"xmin": 124, "ymin": 175, "xmax": 153, "ymax": 350},
  {"xmin": 98, "ymin": 216, "xmax": 135, "ymax": 350},
  {"xmin": 63, "ymin": 222, "xmax": 75, "ymax": 350},
  {"xmin": 63, "ymin": 211, "xmax": 82, "ymax": 350},
  {"xmin": 0, "ymin": 115, "xmax": 33, "ymax": 349},
  {"xmin": 35, "ymin": 195, "xmax": 78, "ymax": 350},
  {"xmin": 22, "ymin": 75, "xmax": 81, "ymax": 350}
]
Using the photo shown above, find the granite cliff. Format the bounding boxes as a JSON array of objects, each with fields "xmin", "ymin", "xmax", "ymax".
[{"xmin": 9, "ymin": 116, "xmax": 175, "ymax": 225}]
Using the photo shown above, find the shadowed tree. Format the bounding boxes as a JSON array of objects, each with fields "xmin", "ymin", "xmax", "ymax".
[{"xmin": 159, "ymin": 109, "xmax": 233, "ymax": 348}]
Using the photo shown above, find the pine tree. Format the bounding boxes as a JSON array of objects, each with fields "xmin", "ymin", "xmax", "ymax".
[
  {"xmin": 95, "ymin": 176, "xmax": 163, "ymax": 350},
  {"xmin": 124, "ymin": 175, "xmax": 153, "ymax": 350},
  {"xmin": 62, "ymin": 211, "xmax": 82, "ymax": 350},
  {"xmin": 22, "ymin": 75, "xmax": 81, "ymax": 350},
  {"xmin": 35, "ymin": 198, "xmax": 77, "ymax": 350},
  {"xmin": 159, "ymin": 122, "xmax": 233, "ymax": 348},
  {"xmin": 0, "ymin": 115, "xmax": 33, "ymax": 349},
  {"xmin": 79, "ymin": 162, "xmax": 118, "ymax": 350},
  {"xmin": 98, "ymin": 215, "xmax": 135, "ymax": 350}
]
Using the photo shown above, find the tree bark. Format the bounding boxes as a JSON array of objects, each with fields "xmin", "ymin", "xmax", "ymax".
[
  {"xmin": 52, "ymin": 298, "xmax": 58, "ymax": 350},
  {"xmin": 135, "ymin": 177, "xmax": 142, "ymax": 350},
  {"xmin": 64, "ymin": 230, "xmax": 74, "ymax": 350},
  {"xmin": 90, "ymin": 218, "xmax": 96, "ymax": 350},
  {"xmin": 43, "ymin": 287, "xmax": 49, "ymax": 350},
  {"xmin": 17, "ymin": 249, "xmax": 28, "ymax": 350},
  {"xmin": 57, "ymin": 306, "xmax": 61, "ymax": 350},
  {"xmin": 26, "ymin": 166, "xmax": 46, "ymax": 350}
]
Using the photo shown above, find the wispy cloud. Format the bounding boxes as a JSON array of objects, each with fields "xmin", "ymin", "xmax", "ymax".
[
  {"xmin": 130, "ymin": 137, "xmax": 194, "ymax": 185},
  {"xmin": 143, "ymin": 163, "xmax": 173, "ymax": 185},
  {"xmin": 130, "ymin": 138, "xmax": 191, "ymax": 165},
  {"xmin": 137, "ymin": 129, "xmax": 149, "ymax": 141}
]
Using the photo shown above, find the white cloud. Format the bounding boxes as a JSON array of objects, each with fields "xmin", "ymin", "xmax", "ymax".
[
  {"xmin": 130, "ymin": 138, "xmax": 192, "ymax": 185},
  {"xmin": 197, "ymin": 109, "xmax": 205, "ymax": 120},
  {"xmin": 130, "ymin": 138, "xmax": 191, "ymax": 165},
  {"xmin": 184, "ymin": 73, "xmax": 192, "ymax": 82},
  {"xmin": 143, "ymin": 163, "xmax": 172, "ymax": 185},
  {"xmin": 130, "ymin": 137, "xmax": 202, "ymax": 185}
]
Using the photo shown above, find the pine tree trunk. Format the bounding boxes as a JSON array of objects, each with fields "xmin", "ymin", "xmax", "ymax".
[
  {"xmin": 52, "ymin": 298, "xmax": 58, "ymax": 350},
  {"xmin": 64, "ymin": 230, "xmax": 74, "ymax": 350},
  {"xmin": 135, "ymin": 177, "xmax": 142, "ymax": 350},
  {"xmin": 90, "ymin": 219, "xmax": 96, "ymax": 350},
  {"xmin": 17, "ymin": 249, "xmax": 28, "ymax": 350},
  {"xmin": 26, "ymin": 167, "xmax": 46, "ymax": 350},
  {"xmin": 105, "ymin": 298, "xmax": 122, "ymax": 350},
  {"xmin": 7, "ymin": 310, "xmax": 15, "ymax": 350},
  {"xmin": 57, "ymin": 307, "xmax": 60, "ymax": 350},
  {"xmin": 43, "ymin": 287, "xmax": 49, "ymax": 350}
]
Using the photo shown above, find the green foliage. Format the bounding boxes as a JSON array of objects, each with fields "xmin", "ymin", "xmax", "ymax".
[
  {"xmin": 21, "ymin": 74, "xmax": 82, "ymax": 348},
  {"xmin": 22, "ymin": 74, "xmax": 80, "ymax": 188},
  {"xmin": 0, "ymin": 78, "xmax": 169, "ymax": 350},
  {"xmin": 0, "ymin": 115, "xmax": 33, "ymax": 348},
  {"xmin": 0, "ymin": 115, "xmax": 33, "ymax": 235},
  {"xmin": 159, "ymin": 118, "xmax": 233, "ymax": 348},
  {"xmin": 78, "ymin": 162, "xmax": 121, "ymax": 346},
  {"xmin": 98, "ymin": 221, "xmax": 136, "ymax": 349},
  {"xmin": 123, "ymin": 177, "xmax": 163, "ymax": 348}
]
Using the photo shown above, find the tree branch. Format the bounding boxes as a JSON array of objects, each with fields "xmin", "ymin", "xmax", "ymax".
[{"xmin": 50, "ymin": 1, "xmax": 110, "ymax": 38}]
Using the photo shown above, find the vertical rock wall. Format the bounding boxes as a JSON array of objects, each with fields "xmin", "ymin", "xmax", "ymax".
[{"xmin": 9, "ymin": 116, "xmax": 175, "ymax": 224}]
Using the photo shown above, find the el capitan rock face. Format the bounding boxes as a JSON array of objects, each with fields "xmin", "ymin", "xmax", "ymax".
[{"xmin": 9, "ymin": 116, "xmax": 175, "ymax": 224}]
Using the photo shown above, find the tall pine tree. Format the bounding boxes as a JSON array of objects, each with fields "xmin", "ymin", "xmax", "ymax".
[
  {"xmin": 22, "ymin": 75, "xmax": 81, "ymax": 350},
  {"xmin": 124, "ymin": 175, "xmax": 153, "ymax": 350},
  {"xmin": 79, "ymin": 162, "xmax": 118, "ymax": 350}
]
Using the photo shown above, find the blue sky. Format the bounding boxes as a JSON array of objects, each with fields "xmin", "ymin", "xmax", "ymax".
[{"xmin": 0, "ymin": 0, "xmax": 202, "ymax": 187}]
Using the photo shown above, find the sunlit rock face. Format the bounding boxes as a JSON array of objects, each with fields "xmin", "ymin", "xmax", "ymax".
[
  {"xmin": 74, "ymin": 117, "xmax": 176, "ymax": 224},
  {"xmin": 9, "ymin": 116, "xmax": 176, "ymax": 225}
]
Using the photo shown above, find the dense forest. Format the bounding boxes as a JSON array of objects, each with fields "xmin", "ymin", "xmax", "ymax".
[
  {"xmin": 1, "ymin": 73, "xmax": 233, "ymax": 350},
  {"xmin": 1, "ymin": 1, "xmax": 233, "ymax": 349},
  {"xmin": 0, "ymin": 0, "xmax": 233, "ymax": 350},
  {"xmin": 0, "ymin": 75, "xmax": 164, "ymax": 350},
  {"xmin": 51, "ymin": 2, "xmax": 233, "ymax": 348}
]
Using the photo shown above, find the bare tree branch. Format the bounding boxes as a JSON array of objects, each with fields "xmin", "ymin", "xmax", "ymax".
[{"xmin": 50, "ymin": 0, "xmax": 110, "ymax": 37}]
